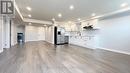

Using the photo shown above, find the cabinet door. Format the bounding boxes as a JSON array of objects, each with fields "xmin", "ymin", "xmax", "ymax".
[{"xmin": 87, "ymin": 36, "xmax": 98, "ymax": 49}]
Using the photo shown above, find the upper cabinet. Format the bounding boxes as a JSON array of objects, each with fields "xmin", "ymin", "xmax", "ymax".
[
  {"xmin": 63, "ymin": 23, "xmax": 78, "ymax": 32},
  {"xmin": 59, "ymin": 19, "xmax": 100, "ymax": 32}
]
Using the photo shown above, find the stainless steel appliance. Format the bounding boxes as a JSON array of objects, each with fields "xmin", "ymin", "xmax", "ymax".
[{"xmin": 54, "ymin": 27, "xmax": 69, "ymax": 45}]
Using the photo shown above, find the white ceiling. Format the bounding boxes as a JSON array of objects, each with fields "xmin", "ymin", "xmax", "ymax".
[{"xmin": 15, "ymin": 0, "xmax": 130, "ymax": 22}]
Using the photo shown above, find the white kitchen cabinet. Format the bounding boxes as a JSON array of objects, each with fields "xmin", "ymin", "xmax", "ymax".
[{"xmin": 69, "ymin": 35, "xmax": 99, "ymax": 49}]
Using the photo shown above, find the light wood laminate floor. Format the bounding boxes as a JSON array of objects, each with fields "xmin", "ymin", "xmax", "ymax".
[{"xmin": 0, "ymin": 41, "xmax": 130, "ymax": 73}]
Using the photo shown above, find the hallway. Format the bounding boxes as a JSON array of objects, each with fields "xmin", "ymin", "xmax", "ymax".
[{"xmin": 0, "ymin": 41, "xmax": 130, "ymax": 73}]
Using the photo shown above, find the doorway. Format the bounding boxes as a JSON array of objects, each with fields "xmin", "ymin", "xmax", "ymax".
[{"xmin": 17, "ymin": 33, "xmax": 24, "ymax": 43}]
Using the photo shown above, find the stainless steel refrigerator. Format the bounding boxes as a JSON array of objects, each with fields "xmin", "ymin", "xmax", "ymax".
[{"xmin": 54, "ymin": 27, "xmax": 68, "ymax": 45}]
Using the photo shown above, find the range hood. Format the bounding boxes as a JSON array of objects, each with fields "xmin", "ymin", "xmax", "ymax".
[
  {"xmin": 83, "ymin": 25, "xmax": 100, "ymax": 30},
  {"xmin": 83, "ymin": 25, "xmax": 93, "ymax": 29}
]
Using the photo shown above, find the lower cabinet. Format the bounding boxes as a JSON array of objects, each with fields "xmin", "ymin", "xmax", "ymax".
[{"xmin": 69, "ymin": 36, "xmax": 98, "ymax": 49}]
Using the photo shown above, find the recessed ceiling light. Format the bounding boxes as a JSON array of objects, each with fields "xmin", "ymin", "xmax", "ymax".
[
  {"xmin": 52, "ymin": 18, "xmax": 55, "ymax": 21},
  {"xmin": 44, "ymin": 25, "xmax": 47, "ymax": 27},
  {"xmin": 121, "ymin": 3, "xmax": 128, "ymax": 7},
  {"xmin": 69, "ymin": 5, "xmax": 74, "ymax": 10},
  {"xmin": 28, "ymin": 14, "xmax": 32, "ymax": 17},
  {"xmin": 58, "ymin": 13, "xmax": 62, "ymax": 18},
  {"xmin": 68, "ymin": 21, "xmax": 71, "ymax": 23},
  {"xmin": 92, "ymin": 13, "xmax": 96, "ymax": 16},
  {"xmin": 29, "ymin": 23, "xmax": 32, "ymax": 25},
  {"xmin": 26, "ymin": 6, "xmax": 32, "ymax": 11},
  {"xmin": 78, "ymin": 18, "xmax": 81, "ymax": 21}
]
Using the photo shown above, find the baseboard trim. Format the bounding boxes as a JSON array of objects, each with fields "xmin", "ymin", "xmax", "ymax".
[
  {"xmin": 25, "ymin": 40, "xmax": 45, "ymax": 42},
  {"xmin": 70, "ymin": 43, "xmax": 130, "ymax": 55},
  {"xmin": 45, "ymin": 41, "xmax": 54, "ymax": 44},
  {"xmin": 98, "ymin": 47, "xmax": 130, "ymax": 55}
]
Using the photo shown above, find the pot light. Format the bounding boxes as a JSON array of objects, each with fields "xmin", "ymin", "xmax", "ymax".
[
  {"xmin": 78, "ymin": 18, "xmax": 81, "ymax": 21},
  {"xmin": 44, "ymin": 25, "xmax": 47, "ymax": 27},
  {"xmin": 29, "ymin": 23, "xmax": 32, "ymax": 25},
  {"xmin": 69, "ymin": 5, "xmax": 74, "ymax": 10},
  {"xmin": 121, "ymin": 3, "xmax": 128, "ymax": 7},
  {"xmin": 28, "ymin": 14, "xmax": 32, "ymax": 17},
  {"xmin": 92, "ymin": 13, "xmax": 96, "ymax": 16},
  {"xmin": 52, "ymin": 18, "xmax": 55, "ymax": 21},
  {"xmin": 26, "ymin": 6, "xmax": 32, "ymax": 11},
  {"xmin": 58, "ymin": 13, "xmax": 62, "ymax": 18},
  {"xmin": 68, "ymin": 21, "xmax": 71, "ymax": 23}
]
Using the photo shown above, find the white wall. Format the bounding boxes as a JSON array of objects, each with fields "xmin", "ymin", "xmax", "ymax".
[
  {"xmin": 11, "ymin": 21, "xmax": 18, "ymax": 46},
  {"xmin": 25, "ymin": 25, "xmax": 45, "ymax": 42},
  {"xmin": 0, "ymin": 16, "xmax": 12, "ymax": 53},
  {"xmin": 25, "ymin": 25, "xmax": 54, "ymax": 44},
  {"xmin": 97, "ymin": 15, "xmax": 130, "ymax": 54},
  {"xmin": 17, "ymin": 25, "xmax": 25, "ymax": 33},
  {"xmin": 3, "ymin": 17, "xmax": 11, "ymax": 49},
  {"xmin": 38, "ymin": 27, "xmax": 45, "ymax": 41},
  {"xmin": 0, "ymin": 16, "xmax": 3, "ymax": 53},
  {"xmin": 45, "ymin": 26, "xmax": 54, "ymax": 44}
]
